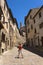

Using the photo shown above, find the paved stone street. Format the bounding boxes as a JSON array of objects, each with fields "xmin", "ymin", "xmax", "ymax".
[{"xmin": 0, "ymin": 47, "xmax": 43, "ymax": 65}]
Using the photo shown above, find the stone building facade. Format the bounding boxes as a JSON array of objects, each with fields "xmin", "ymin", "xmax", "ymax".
[
  {"xmin": 0, "ymin": 0, "xmax": 18, "ymax": 54},
  {"xmin": 33, "ymin": 6, "xmax": 43, "ymax": 47},
  {"xmin": 25, "ymin": 5, "xmax": 43, "ymax": 47}
]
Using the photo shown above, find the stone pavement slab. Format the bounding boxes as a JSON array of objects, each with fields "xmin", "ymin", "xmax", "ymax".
[{"xmin": 0, "ymin": 47, "xmax": 43, "ymax": 65}]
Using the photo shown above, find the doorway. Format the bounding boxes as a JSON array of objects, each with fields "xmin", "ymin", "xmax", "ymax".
[{"xmin": 41, "ymin": 37, "xmax": 43, "ymax": 46}]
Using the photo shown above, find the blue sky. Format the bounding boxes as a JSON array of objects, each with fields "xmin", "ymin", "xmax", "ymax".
[{"xmin": 7, "ymin": 0, "xmax": 43, "ymax": 28}]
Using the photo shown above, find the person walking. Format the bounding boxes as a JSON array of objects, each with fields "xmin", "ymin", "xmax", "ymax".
[{"xmin": 18, "ymin": 43, "xmax": 23, "ymax": 58}]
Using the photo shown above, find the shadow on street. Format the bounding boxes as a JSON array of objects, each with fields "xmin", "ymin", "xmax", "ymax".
[{"xmin": 23, "ymin": 43, "xmax": 43, "ymax": 57}]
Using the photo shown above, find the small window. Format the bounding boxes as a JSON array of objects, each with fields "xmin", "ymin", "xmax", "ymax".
[
  {"xmin": 2, "ymin": 33, "xmax": 5, "ymax": 41},
  {"xmin": 0, "ymin": 16, "xmax": 1, "ymax": 20},
  {"xmin": 27, "ymin": 20, "xmax": 29, "ymax": 25},
  {"xmin": 28, "ymin": 29, "xmax": 30, "ymax": 33},
  {"xmin": 6, "ymin": 23, "xmax": 8, "ymax": 28},
  {"xmin": 39, "ymin": 22, "xmax": 43, "ymax": 28},
  {"xmin": 39, "ymin": 12, "xmax": 41, "ymax": 18},
  {"xmin": 34, "ymin": 19, "xmax": 35, "ymax": 23},
  {"xmin": 5, "ymin": 22, "xmax": 8, "ymax": 28},
  {"xmin": 8, "ymin": 40, "xmax": 9, "ymax": 45},
  {"xmin": 6, "ymin": 10, "xmax": 8, "ymax": 16},
  {"xmin": 30, "ymin": 15, "xmax": 32, "ymax": 19},
  {"xmin": 35, "ymin": 28, "xmax": 36, "ymax": 33},
  {"xmin": 31, "ymin": 25, "xmax": 33, "ymax": 29},
  {"xmin": 4, "ymin": 3, "xmax": 5, "ymax": 10}
]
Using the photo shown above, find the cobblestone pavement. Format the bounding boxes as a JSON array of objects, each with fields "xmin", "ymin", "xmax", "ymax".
[{"xmin": 0, "ymin": 47, "xmax": 43, "ymax": 65}]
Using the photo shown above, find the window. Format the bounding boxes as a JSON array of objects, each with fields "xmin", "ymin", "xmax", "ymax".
[
  {"xmin": 2, "ymin": 33, "xmax": 5, "ymax": 41},
  {"xmin": 34, "ymin": 19, "xmax": 35, "ymax": 23},
  {"xmin": 6, "ymin": 10, "xmax": 8, "ymax": 16},
  {"xmin": 0, "ymin": 16, "xmax": 1, "ymax": 20},
  {"xmin": 5, "ymin": 22, "xmax": 8, "ymax": 28},
  {"xmin": 8, "ymin": 40, "xmax": 9, "ymax": 45},
  {"xmin": 39, "ymin": 12, "xmax": 41, "ymax": 18},
  {"xmin": 28, "ymin": 29, "xmax": 30, "ymax": 33},
  {"xmin": 30, "ymin": 15, "xmax": 32, "ymax": 19},
  {"xmin": 39, "ymin": 22, "xmax": 43, "ymax": 28},
  {"xmin": 4, "ymin": 3, "xmax": 5, "ymax": 10},
  {"xmin": 35, "ymin": 28, "xmax": 37, "ymax": 33},
  {"xmin": 27, "ymin": 20, "xmax": 29, "ymax": 25},
  {"xmin": 31, "ymin": 25, "xmax": 33, "ymax": 29},
  {"xmin": 6, "ymin": 23, "xmax": 8, "ymax": 28}
]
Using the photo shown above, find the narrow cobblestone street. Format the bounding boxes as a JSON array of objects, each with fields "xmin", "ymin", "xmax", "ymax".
[{"xmin": 0, "ymin": 47, "xmax": 43, "ymax": 65}]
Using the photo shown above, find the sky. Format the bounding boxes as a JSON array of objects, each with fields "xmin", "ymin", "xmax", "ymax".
[{"xmin": 7, "ymin": 0, "xmax": 43, "ymax": 28}]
